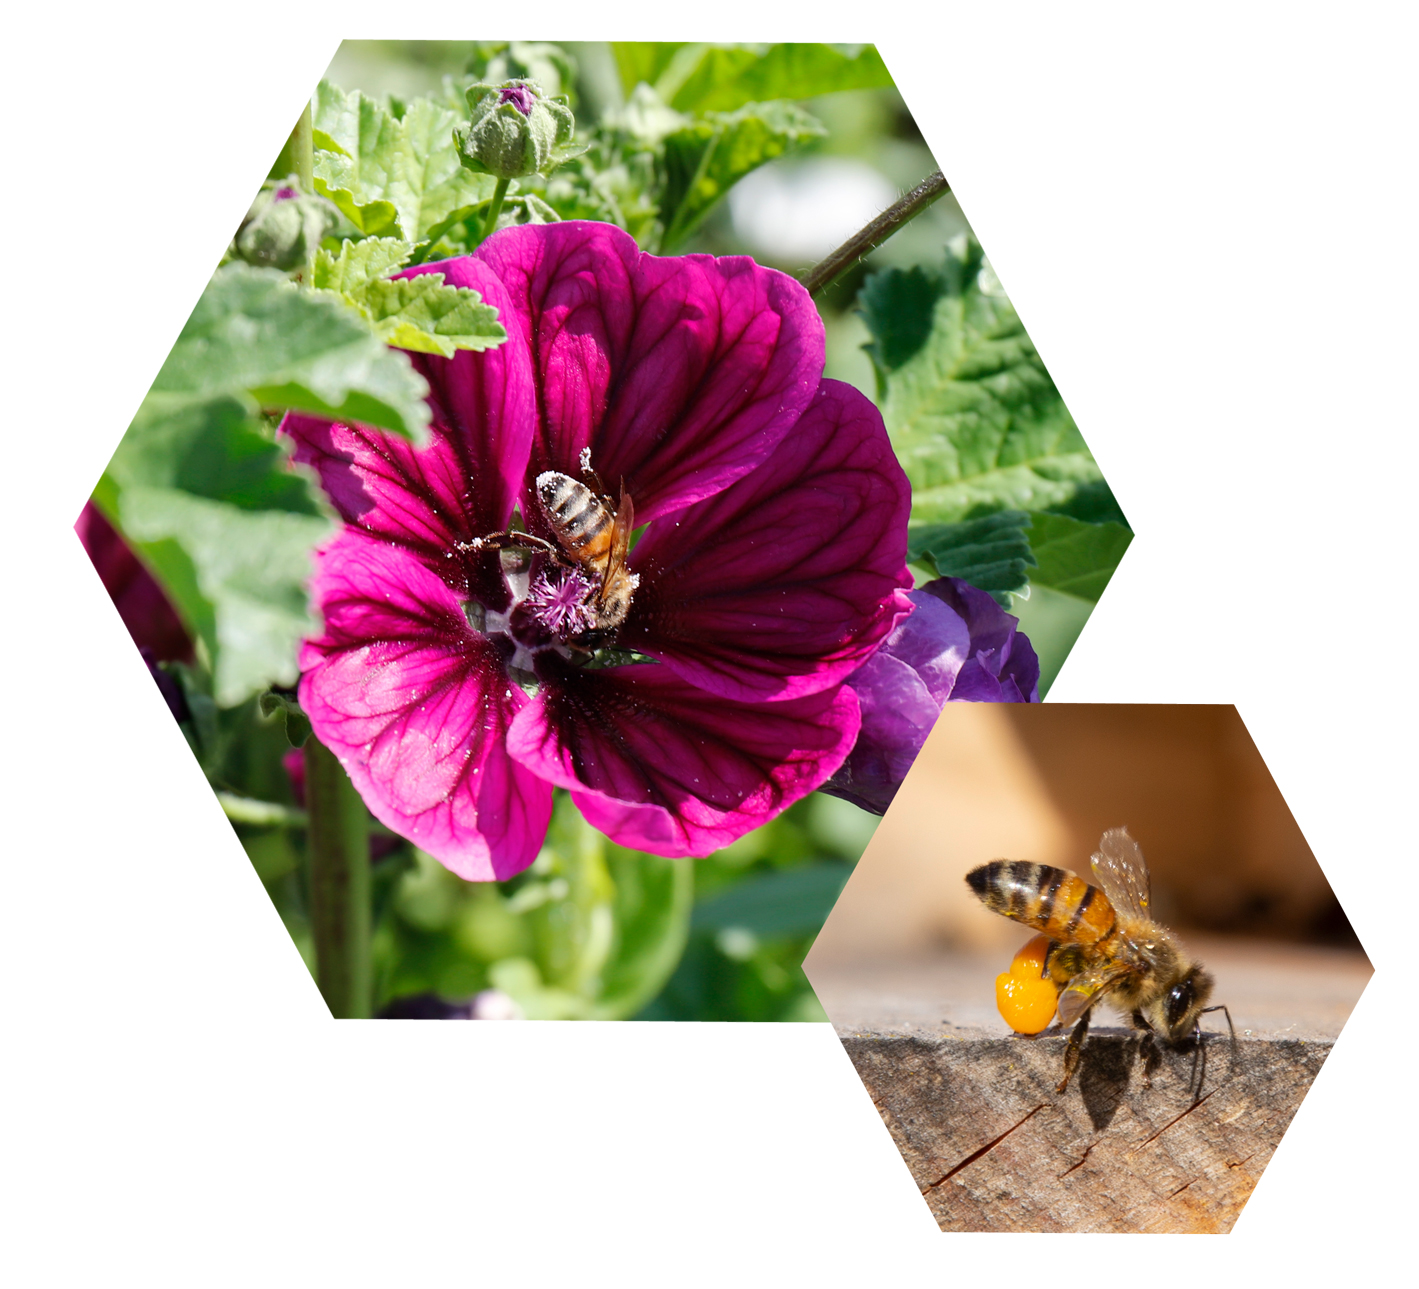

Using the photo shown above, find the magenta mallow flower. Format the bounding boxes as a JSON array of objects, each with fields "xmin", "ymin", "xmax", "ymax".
[
  {"xmin": 822, "ymin": 577, "xmax": 1040, "ymax": 814},
  {"xmin": 283, "ymin": 221, "xmax": 913, "ymax": 880}
]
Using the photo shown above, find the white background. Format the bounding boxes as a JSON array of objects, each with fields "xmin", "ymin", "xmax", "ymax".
[{"xmin": 3, "ymin": 3, "xmax": 1412, "ymax": 1282}]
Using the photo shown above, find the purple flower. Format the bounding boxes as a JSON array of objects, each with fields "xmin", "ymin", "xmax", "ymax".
[
  {"xmin": 283, "ymin": 221, "xmax": 913, "ymax": 880},
  {"xmin": 822, "ymin": 577, "xmax": 1040, "ymax": 814}
]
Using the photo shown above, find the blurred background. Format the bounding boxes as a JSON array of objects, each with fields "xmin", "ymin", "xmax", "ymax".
[{"xmin": 810, "ymin": 703, "xmax": 1362, "ymax": 961}]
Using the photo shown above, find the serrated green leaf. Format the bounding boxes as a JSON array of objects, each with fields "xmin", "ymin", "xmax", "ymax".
[
  {"xmin": 1025, "ymin": 511, "xmax": 1133, "ymax": 603},
  {"xmin": 869, "ymin": 239, "xmax": 1104, "ymax": 524},
  {"xmin": 660, "ymin": 100, "xmax": 826, "ymax": 250},
  {"xmin": 118, "ymin": 487, "xmax": 332, "ymax": 707},
  {"xmin": 150, "ymin": 262, "xmax": 430, "ymax": 441},
  {"xmin": 311, "ymin": 82, "xmax": 497, "ymax": 242},
  {"xmin": 616, "ymin": 42, "xmax": 894, "ymax": 114},
  {"xmin": 908, "ymin": 510, "xmax": 1037, "ymax": 603},
  {"xmin": 310, "ymin": 128, "xmax": 348, "ymax": 158},
  {"xmin": 858, "ymin": 264, "xmax": 944, "ymax": 378},
  {"xmin": 356, "ymin": 274, "xmax": 506, "ymax": 358},
  {"xmin": 312, "ymin": 237, "xmax": 413, "ymax": 292}
]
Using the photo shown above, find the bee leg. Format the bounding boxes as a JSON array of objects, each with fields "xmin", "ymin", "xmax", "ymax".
[
  {"xmin": 1197, "ymin": 1004, "xmax": 1239, "ymax": 1089},
  {"xmin": 459, "ymin": 532, "xmax": 570, "ymax": 566},
  {"xmin": 1188, "ymin": 1027, "xmax": 1207, "ymax": 1101},
  {"xmin": 1138, "ymin": 1032, "xmax": 1161, "ymax": 1089},
  {"xmin": 1057, "ymin": 1011, "xmax": 1091, "ymax": 1094}
]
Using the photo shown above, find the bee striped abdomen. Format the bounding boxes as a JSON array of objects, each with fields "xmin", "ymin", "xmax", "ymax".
[
  {"xmin": 966, "ymin": 861, "xmax": 1117, "ymax": 946},
  {"xmin": 537, "ymin": 472, "xmax": 613, "ymax": 563}
]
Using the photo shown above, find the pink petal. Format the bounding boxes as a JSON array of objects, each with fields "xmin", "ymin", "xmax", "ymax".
[
  {"xmin": 281, "ymin": 257, "xmax": 535, "ymax": 609},
  {"xmin": 623, "ymin": 379, "xmax": 914, "ymax": 702},
  {"xmin": 505, "ymin": 656, "xmax": 860, "ymax": 858},
  {"xmin": 474, "ymin": 221, "xmax": 825, "ymax": 524},
  {"xmin": 299, "ymin": 530, "xmax": 552, "ymax": 880}
]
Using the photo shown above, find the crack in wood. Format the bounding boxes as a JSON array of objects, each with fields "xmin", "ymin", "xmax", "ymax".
[
  {"xmin": 1137, "ymin": 1089, "xmax": 1218, "ymax": 1146},
  {"xmin": 1057, "ymin": 1143, "xmax": 1095, "ymax": 1180},
  {"xmin": 923, "ymin": 1103, "xmax": 1049, "ymax": 1191}
]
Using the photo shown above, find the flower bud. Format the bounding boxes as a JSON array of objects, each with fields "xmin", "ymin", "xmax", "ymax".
[
  {"xmin": 455, "ymin": 79, "xmax": 578, "ymax": 181},
  {"xmin": 233, "ymin": 177, "xmax": 338, "ymax": 272}
]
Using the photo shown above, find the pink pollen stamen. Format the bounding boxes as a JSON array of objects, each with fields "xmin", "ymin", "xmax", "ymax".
[{"xmin": 525, "ymin": 567, "xmax": 598, "ymax": 638}]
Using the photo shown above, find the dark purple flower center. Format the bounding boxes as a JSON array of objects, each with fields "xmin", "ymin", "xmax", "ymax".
[
  {"xmin": 273, "ymin": 186, "xmax": 297, "ymax": 201},
  {"xmin": 499, "ymin": 84, "xmax": 536, "ymax": 116}
]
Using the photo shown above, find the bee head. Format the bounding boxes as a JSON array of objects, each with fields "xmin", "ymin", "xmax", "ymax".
[{"xmin": 1161, "ymin": 964, "xmax": 1215, "ymax": 1042}]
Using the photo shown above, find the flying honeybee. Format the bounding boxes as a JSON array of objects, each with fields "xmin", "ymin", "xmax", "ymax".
[{"xmin": 966, "ymin": 827, "xmax": 1233, "ymax": 1094}]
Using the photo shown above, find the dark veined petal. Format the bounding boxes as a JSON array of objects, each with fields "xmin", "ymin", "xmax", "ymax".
[
  {"xmin": 473, "ymin": 220, "xmax": 825, "ymax": 525},
  {"xmin": 299, "ymin": 529, "xmax": 552, "ymax": 880},
  {"xmin": 623, "ymin": 379, "xmax": 914, "ymax": 702},
  {"xmin": 281, "ymin": 257, "xmax": 534, "ymax": 609},
  {"xmin": 504, "ymin": 656, "xmax": 859, "ymax": 858}
]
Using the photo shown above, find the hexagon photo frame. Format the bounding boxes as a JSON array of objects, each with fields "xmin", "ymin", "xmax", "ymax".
[{"xmin": 75, "ymin": 41, "xmax": 1131, "ymax": 1024}]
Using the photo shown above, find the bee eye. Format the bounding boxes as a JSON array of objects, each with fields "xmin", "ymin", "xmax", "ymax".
[{"xmin": 1164, "ymin": 978, "xmax": 1195, "ymax": 1028}]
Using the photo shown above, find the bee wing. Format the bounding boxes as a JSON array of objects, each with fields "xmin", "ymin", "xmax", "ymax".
[
  {"xmin": 601, "ymin": 483, "xmax": 634, "ymax": 598},
  {"xmin": 1056, "ymin": 963, "xmax": 1133, "ymax": 1028},
  {"xmin": 1089, "ymin": 827, "xmax": 1152, "ymax": 921}
]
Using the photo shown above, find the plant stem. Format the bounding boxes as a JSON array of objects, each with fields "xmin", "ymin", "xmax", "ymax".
[
  {"xmin": 304, "ymin": 737, "xmax": 371, "ymax": 1018},
  {"xmin": 481, "ymin": 177, "xmax": 511, "ymax": 239},
  {"xmin": 291, "ymin": 102, "xmax": 314, "ymax": 194},
  {"xmin": 218, "ymin": 792, "xmax": 308, "ymax": 828},
  {"xmin": 799, "ymin": 170, "xmax": 951, "ymax": 298}
]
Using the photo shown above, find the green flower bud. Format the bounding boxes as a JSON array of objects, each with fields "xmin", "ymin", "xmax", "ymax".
[
  {"xmin": 233, "ymin": 178, "xmax": 339, "ymax": 272},
  {"xmin": 455, "ymin": 79, "xmax": 579, "ymax": 181}
]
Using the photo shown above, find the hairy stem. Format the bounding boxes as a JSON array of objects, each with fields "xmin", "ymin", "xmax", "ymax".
[
  {"xmin": 800, "ymin": 170, "xmax": 951, "ymax": 298},
  {"xmin": 304, "ymin": 737, "xmax": 370, "ymax": 1018},
  {"xmin": 481, "ymin": 177, "xmax": 512, "ymax": 240}
]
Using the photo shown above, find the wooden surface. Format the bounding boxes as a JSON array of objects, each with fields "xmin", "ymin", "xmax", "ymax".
[{"xmin": 805, "ymin": 939, "xmax": 1370, "ymax": 1233}]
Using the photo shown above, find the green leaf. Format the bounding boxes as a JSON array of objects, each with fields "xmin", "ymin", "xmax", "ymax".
[
  {"xmin": 1025, "ymin": 511, "xmax": 1133, "ymax": 603},
  {"xmin": 315, "ymin": 239, "xmax": 507, "ymax": 358},
  {"xmin": 660, "ymin": 100, "xmax": 826, "ymax": 250},
  {"xmin": 150, "ymin": 261, "xmax": 430, "ymax": 441},
  {"xmin": 259, "ymin": 690, "xmax": 312, "ymax": 748},
  {"xmin": 117, "ymin": 486, "xmax": 331, "ymax": 707},
  {"xmin": 110, "ymin": 396, "xmax": 321, "ymax": 516},
  {"xmin": 311, "ymin": 236, "xmax": 412, "ymax": 292},
  {"xmin": 908, "ymin": 510, "xmax": 1037, "ymax": 603},
  {"xmin": 91, "ymin": 258, "xmax": 442, "ymax": 707},
  {"xmin": 690, "ymin": 862, "xmax": 853, "ymax": 938},
  {"xmin": 867, "ymin": 239, "xmax": 1105, "ymax": 524},
  {"xmin": 355, "ymin": 274, "xmax": 506, "ymax": 357},
  {"xmin": 617, "ymin": 42, "xmax": 894, "ymax": 114},
  {"xmin": 858, "ymin": 264, "xmax": 943, "ymax": 378},
  {"xmin": 610, "ymin": 42, "xmax": 690, "ymax": 96},
  {"xmin": 311, "ymin": 82, "xmax": 497, "ymax": 242}
]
